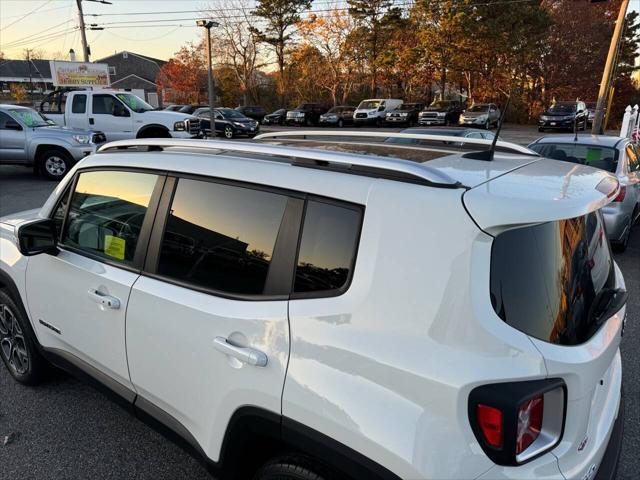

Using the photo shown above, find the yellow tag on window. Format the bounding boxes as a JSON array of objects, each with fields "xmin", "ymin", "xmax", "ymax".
[{"xmin": 104, "ymin": 235, "xmax": 125, "ymax": 260}]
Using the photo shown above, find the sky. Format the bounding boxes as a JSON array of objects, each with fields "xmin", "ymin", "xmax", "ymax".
[
  {"xmin": 0, "ymin": 0, "xmax": 350, "ymax": 62},
  {"xmin": 1, "ymin": 0, "xmax": 640, "ymax": 62}
]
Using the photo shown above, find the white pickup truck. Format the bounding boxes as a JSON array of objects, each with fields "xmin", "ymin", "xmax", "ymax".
[{"xmin": 40, "ymin": 89, "xmax": 201, "ymax": 141}]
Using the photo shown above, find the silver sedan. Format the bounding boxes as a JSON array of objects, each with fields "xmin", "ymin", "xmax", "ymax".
[{"xmin": 528, "ymin": 134, "xmax": 640, "ymax": 251}]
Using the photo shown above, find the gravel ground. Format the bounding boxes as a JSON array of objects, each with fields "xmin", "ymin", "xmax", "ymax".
[{"xmin": 0, "ymin": 127, "xmax": 637, "ymax": 479}]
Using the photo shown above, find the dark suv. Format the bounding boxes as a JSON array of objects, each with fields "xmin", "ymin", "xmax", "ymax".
[
  {"xmin": 538, "ymin": 101, "xmax": 588, "ymax": 132},
  {"xmin": 319, "ymin": 106, "xmax": 356, "ymax": 127},
  {"xmin": 286, "ymin": 103, "xmax": 328, "ymax": 126},
  {"xmin": 236, "ymin": 105, "xmax": 267, "ymax": 124},
  {"xmin": 418, "ymin": 100, "xmax": 463, "ymax": 126},
  {"xmin": 385, "ymin": 103, "xmax": 424, "ymax": 126}
]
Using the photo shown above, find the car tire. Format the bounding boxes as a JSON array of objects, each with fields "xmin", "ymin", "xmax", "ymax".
[
  {"xmin": 253, "ymin": 454, "xmax": 332, "ymax": 480},
  {"xmin": 337, "ymin": 119, "xmax": 344, "ymax": 128},
  {"xmin": 0, "ymin": 289, "xmax": 48, "ymax": 385},
  {"xmin": 224, "ymin": 125, "xmax": 234, "ymax": 139},
  {"xmin": 485, "ymin": 119, "xmax": 490, "ymax": 130},
  {"xmin": 39, "ymin": 149, "xmax": 72, "ymax": 181},
  {"xmin": 538, "ymin": 127, "xmax": 544, "ymax": 132}
]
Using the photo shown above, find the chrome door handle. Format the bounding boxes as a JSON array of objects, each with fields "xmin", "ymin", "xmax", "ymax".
[
  {"xmin": 87, "ymin": 289, "xmax": 120, "ymax": 309},
  {"xmin": 213, "ymin": 337, "xmax": 268, "ymax": 367}
]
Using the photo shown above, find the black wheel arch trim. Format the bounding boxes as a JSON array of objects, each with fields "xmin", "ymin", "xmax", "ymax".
[
  {"xmin": 0, "ymin": 269, "xmax": 42, "ymax": 350},
  {"xmin": 136, "ymin": 124, "xmax": 171, "ymax": 138}
]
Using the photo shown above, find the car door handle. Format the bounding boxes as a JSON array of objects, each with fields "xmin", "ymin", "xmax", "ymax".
[
  {"xmin": 87, "ymin": 289, "xmax": 120, "ymax": 309},
  {"xmin": 213, "ymin": 337, "xmax": 268, "ymax": 367}
]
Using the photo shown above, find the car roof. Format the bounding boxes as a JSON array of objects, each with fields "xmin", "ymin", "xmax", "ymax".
[
  {"xmin": 401, "ymin": 127, "xmax": 474, "ymax": 137},
  {"xmin": 92, "ymin": 136, "xmax": 538, "ymax": 191},
  {"xmin": 0, "ymin": 104, "xmax": 30, "ymax": 110},
  {"xmin": 530, "ymin": 134, "xmax": 626, "ymax": 148}
]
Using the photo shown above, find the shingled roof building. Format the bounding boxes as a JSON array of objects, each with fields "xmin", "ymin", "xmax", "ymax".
[
  {"xmin": 1, "ymin": 51, "xmax": 165, "ymax": 105},
  {"xmin": 94, "ymin": 51, "xmax": 166, "ymax": 102},
  {"xmin": 0, "ymin": 59, "xmax": 54, "ymax": 93}
]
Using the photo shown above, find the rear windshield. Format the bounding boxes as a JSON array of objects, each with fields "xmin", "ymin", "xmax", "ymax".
[
  {"xmin": 529, "ymin": 143, "xmax": 618, "ymax": 173},
  {"xmin": 490, "ymin": 211, "xmax": 615, "ymax": 345}
]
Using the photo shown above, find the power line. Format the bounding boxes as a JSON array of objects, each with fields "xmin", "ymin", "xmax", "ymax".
[
  {"xmin": 1, "ymin": 19, "xmax": 73, "ymax": 48},
  {"xmin": 0, "ymin": 0, "xmax": 54, "ymax": 31}
]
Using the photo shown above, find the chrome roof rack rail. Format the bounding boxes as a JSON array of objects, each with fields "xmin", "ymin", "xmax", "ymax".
[
  {"xmin": 253, "ymin": 130, "xmax": 537, "ymax": 156},
  {"xmin": 97, "ymin": 138, "xmax": 461, "ymax": 189}
]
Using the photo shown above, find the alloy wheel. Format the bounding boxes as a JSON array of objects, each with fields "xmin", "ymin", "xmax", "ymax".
[
  {"xmin": 224, "ymin": 126, "xmax": 234, "ymax": 139},
  {"xmin": 44, "ymin": 156, "xmax": 67, "ymax": 178},
  {"xmin": 0, "ymin": 304, "xmax": 29, "ymax": 375}
]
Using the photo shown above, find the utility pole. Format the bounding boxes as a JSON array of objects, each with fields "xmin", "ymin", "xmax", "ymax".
[
  {"xmin": 26, "ymin": 49, "xmax": 33, "ymax": 99},
  {"xmin": 76, "ymin": 0, "xmax": 90, "ymax": 62},
  {"xmin": 592, "ymin": 0, "xmax": 629, "ymax": 134},
  {"xmin": 197, "ymin": 20, "xmax": 219, "ymax": 138}
]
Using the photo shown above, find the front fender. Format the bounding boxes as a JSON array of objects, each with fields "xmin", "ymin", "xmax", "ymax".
[{"xmin": 27, "ymin": 137, "xmax": 75, "ymax": 159}]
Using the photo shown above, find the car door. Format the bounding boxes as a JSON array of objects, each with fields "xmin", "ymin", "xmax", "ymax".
[
  {"xmin": 90, "ymin": 94, "xmax": 133, "ymax": 141},
  {"xmin": 67, "ymin": 93, "xmax": 90, "ymax": 130},
  {"xmin": 125, "ymin": 175, "xmax": 296, "ymax": 459},
  {"xmin": 0, "ymin": 111, "xmax": 27, "ymax": 162},
  {"xmin": 26, "ymin": 169, "xmax": 164, "ymax": 392}
]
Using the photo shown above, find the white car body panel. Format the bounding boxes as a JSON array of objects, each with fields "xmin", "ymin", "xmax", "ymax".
[
  {"xmin": 464, "ymin": 158, "xmax": 617, "ymax": 234},
  {"xmin": 126, "ymin": 277, "xmax": 290, "ymax": 459},
  {"xmin": 25, "ymin": 249, "xmax": 138, "ymax": 390}
]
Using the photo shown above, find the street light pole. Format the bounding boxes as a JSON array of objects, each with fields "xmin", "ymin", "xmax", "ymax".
[
  {"xmin": 197, "ymin": 20, "xmax": 219, "ymax": 139},
  {"xmin": 592, "ymin": 0, "xmax": 629, "ymax": 134}
]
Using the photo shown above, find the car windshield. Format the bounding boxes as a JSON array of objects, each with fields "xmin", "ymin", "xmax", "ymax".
[
  {"xmin": 529, "ymin": 143, "xmax": 618, "ymax": 173},
  {"xmin": 429, "ymin": 101, "xmax": 451, "ymax": 108},
  {"xmin": 359, "ymin": 100, "xmax": 381, "ymax": 109},
  {"xmin": 8, "ymin": 108, "xmax": 53, "ymax": 127},
  {"xmin": 271, "ymin": 109, "xmax": 285, "ymax": 115},
  {"xmin": 548, "ymin": 103, "xmax": 576, "ymax": 113},
  {"xmin": 468, "ymin": 105, "xmax": 489, "ymax": 112},
  {"xmin": 115, "ymin": 93, "xmax": 154, "ymax": 113},
  {"xmin": 326, "ymin": 107, "xmax": 340, "ymax": 113},
  {"xmin": 219, "ymin": 108, "xmax": 246, "ymax": 119}
]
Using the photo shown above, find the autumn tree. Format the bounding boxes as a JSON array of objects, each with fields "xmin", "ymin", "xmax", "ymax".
[
  {"xmin": 297, "ymin": 7, "xmax": 357, "ymax": 105},
  {"xmin": 347, "ymin": 0, "xmax": 395, "ymax": 95},
  {"xmin": 205, "ymin": 0, "xmax": 265, "ymax": 105},
  {"xmin": 288, "ymin": 45, "xmax": 330, "ymax": 105},
  {"xmin": 251, "ymin": 0, "xmax": 313, "ymax": 106},
  {"xmin": 157, "ymin": 43, "xmax": 208, "ymax": 104}
]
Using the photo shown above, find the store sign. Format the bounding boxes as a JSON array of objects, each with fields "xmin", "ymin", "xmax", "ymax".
[{"xmin": 50, "ymin": 61, "xmax": 110, "ymax": 87}]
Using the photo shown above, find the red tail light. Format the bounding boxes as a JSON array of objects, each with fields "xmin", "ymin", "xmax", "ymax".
[
  {"xmin": 477, "ymin": 404, "xmax": 503, "ymax": 448},
  {"xmin": 613, "ymin": 185, "xmax": 626, "ymax": 202},
  {"xmin": 516, "ymin": 395, "xmax": 544, "ymax": 454}
]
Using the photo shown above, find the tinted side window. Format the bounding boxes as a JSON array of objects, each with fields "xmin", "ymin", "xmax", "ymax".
[
  {"xmin": 63, "ymin": 171, "xmax": 159, "ymax": 264},
  {"xmin": 92, "ymin": 95, "xmax": 116, "ymax": 114},
  {"xmin": 0, "ymin": 112, "xmax": 14, "ymax": 129},
  {"xmin": 157, "ymin": 179, "xmax": 288, "ymax": 296},
  {"xmin": 72, "ymin": 94, "xmax": 87, "ymax": 114},
  {"xmin": 294, "ymin": 200, "xmax": 362, "ymax": 295}
]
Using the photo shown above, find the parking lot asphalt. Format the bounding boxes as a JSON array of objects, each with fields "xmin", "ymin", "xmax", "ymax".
[{"xmin": 0, "ymin": 126, "xmax": 638, "ymax": 479}]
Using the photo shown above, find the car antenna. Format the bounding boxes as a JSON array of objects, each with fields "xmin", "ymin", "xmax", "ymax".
[{"xmin": 463, "ymin": 89, "xmax": 511, "ymax": 161}]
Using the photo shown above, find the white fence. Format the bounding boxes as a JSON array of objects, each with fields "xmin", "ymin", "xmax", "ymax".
[{"xmin": 619, "ymin": 104, "xmax": 640, "ymax": 140}]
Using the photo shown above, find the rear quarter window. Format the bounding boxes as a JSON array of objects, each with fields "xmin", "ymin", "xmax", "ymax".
[{"xmin": 490, "ymin": 211, "xmax": 616, "ymax": 345}]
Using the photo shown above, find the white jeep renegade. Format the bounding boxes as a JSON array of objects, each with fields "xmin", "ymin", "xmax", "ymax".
[{"xmin": 0, "ymin": 132, "xmax": 626, "ymax": 480}]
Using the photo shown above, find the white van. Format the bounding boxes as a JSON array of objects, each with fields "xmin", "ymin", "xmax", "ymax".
[{"xmin": 354, "ymin": 98, "xmax": 403, "ymax": 126}]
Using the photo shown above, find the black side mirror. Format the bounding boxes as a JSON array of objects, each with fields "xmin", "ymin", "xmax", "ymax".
[
  {"xmin": 17, "ymin": 219, "xmax": 58, "ymax": 256},
  {"xmin": 378, "ymin": 106, "xmax": 385, "ymax": 112},
  {"xmin": 5, "ymin": 120, "xmax": 23, "ymax": 131}
]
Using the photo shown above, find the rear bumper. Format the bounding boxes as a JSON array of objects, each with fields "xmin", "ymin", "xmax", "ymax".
[
  {"xmin": 594, "ymin": 394, "xmax": 624, "ymax": 480},
  {"xmin": 353, "ymin": 117, "xmax": 379, "ymax": 125}
]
